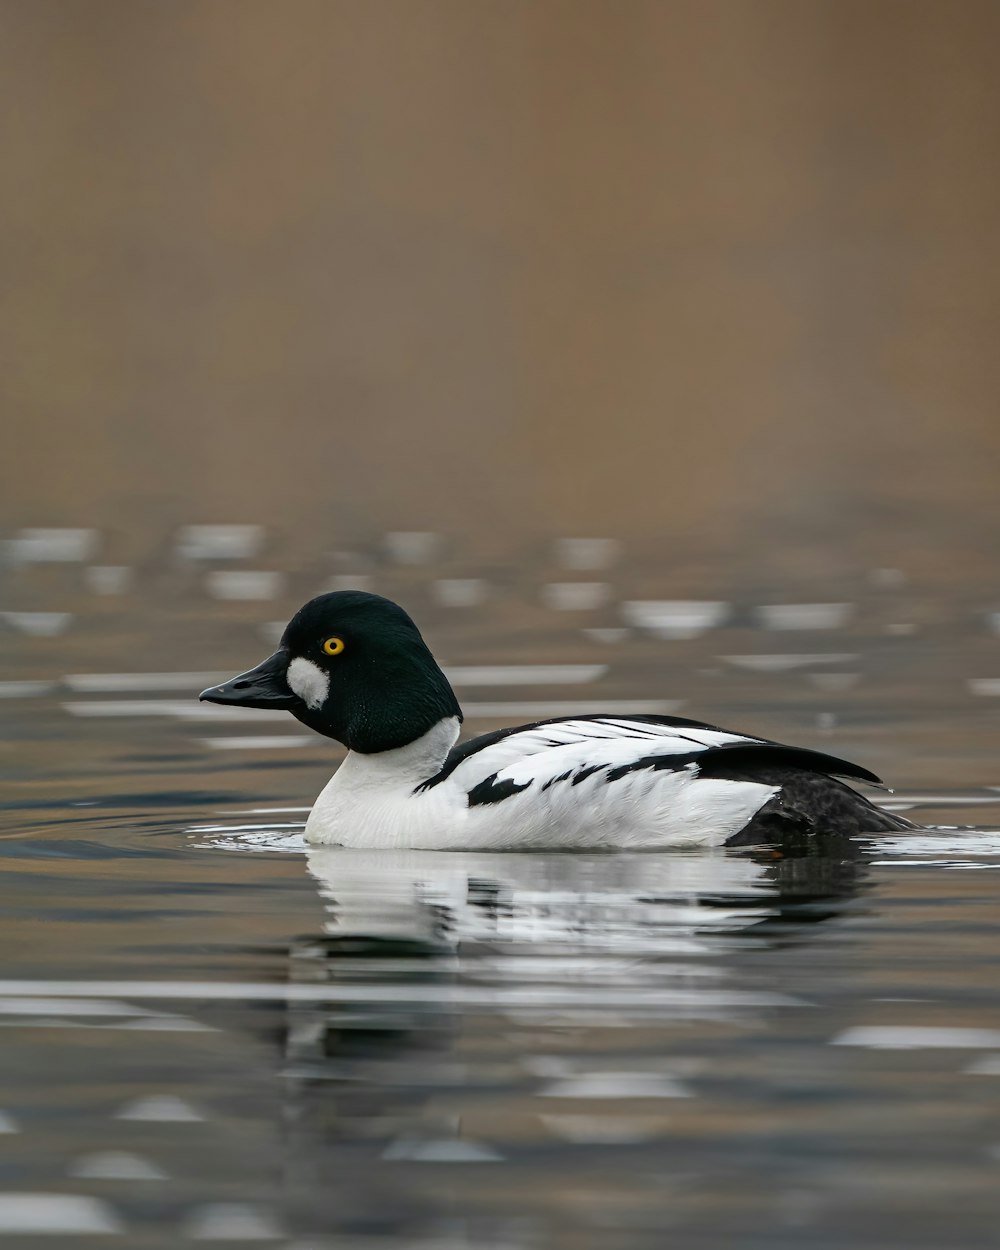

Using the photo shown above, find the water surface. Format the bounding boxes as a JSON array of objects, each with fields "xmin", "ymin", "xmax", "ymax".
[{"xmin": 3, "ymin": 555, "xmax": 1000, "ymax": 1247}]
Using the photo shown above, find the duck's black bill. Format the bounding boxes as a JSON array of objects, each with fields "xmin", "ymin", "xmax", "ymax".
[{"xmin": 199, "ymin": 651, "xmax": 299, "ymax": 710}]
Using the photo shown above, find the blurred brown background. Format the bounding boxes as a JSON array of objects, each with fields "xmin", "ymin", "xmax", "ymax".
[{"xmin": 3, "ymin": 0, "xmax": 999, "ymax": 572}]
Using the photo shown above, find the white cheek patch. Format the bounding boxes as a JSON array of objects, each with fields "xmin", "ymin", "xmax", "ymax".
[{"xmin": 286, "ymin": 657, "xmax": 330, "ymax": 710}]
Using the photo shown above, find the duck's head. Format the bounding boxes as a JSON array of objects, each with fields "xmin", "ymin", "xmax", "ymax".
[{"xmin": 199, "ymin": 591, "xmax": 462, "ymax": 752}]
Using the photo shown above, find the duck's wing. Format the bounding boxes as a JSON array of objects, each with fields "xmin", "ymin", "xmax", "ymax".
[{"xmin": 418, "ymin": 714, "xmax": 882, "ymax": 806}]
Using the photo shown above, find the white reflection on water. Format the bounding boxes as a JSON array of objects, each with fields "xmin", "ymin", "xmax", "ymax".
[
  {"xmin": 115, "ymin": 1095, "xmax": 205, "ymax": 1122},
  {"xmin": 305, "ymin": 846, "xmax": 778, "ymax": 954},
  {"xmin": 69, "ymin": 1151, "xmax": 170, "ymax": 1181},
  {"xmin": 190, "ymin": 823, "xmax": 306, "ymax": 852},
  {"xmin": 832, "ymin": 1026, "xmax": 1000, "ymax": 1048},
  {"xmin": 755, "ymin": 602, "xmax": 853, "ymax": 630},
  {"xmin": 175, "ymin": 523, "xmax": 263, "ymax": 561},
  {"xmin": 182, "ymin": 821, "xmax": 893, "ymax": 1051},
  {"xmin": 0, "ymin": 1194, "xmax": 122, "ymax": 1235},
  {"xmin": 181, "ymin": 1202, "xmax": 286, "ymax": 1240},
  {"xmin": 722, "ymin": 652, "xmax": 858, "ymax": 672},
  {"xmin": 4, "ymin": 526, "xmax": 98, "ymax": 563},
  {"xmin": 872, "ymin": 829, "xmax": 1000, "ymax": 866}
]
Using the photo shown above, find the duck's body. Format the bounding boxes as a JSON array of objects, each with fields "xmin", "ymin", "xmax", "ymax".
[
  {"xmin": 200, "ymin": 591, "xmax": 912, "ymax": 850},
  {"xmin": 303, "ymin": 714, "xmax": 910, "ymax": 850}
]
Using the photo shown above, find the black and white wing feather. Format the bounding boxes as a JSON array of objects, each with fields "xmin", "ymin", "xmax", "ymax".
[{"xmin": 420, "ymin": 714, "xmax": 879, "ymax": 800}]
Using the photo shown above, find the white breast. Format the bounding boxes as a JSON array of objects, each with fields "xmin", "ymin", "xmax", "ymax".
[{"xmin": 305, "ymin": 718, "xmax": 465, "ymax": 848}]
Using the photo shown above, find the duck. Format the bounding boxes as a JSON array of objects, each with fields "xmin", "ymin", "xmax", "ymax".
[{"xmin": 199, "ymin": 590, "xmax": 913, "ymax": 850}]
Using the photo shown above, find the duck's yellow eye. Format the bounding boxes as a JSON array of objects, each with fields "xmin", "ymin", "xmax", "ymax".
[{"xmin": 322, "ymin": 637, "xmax": 345, "ymax": 657}]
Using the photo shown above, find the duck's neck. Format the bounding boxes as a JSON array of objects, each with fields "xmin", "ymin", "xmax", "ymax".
[{"xmin": 334, "ymin": 716, "xmax": 462, "ymax": 790}]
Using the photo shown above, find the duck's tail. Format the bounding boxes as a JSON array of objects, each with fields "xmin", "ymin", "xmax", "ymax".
[
  {"xmin": 722, "ymin": 767, "xmax": 917, "ymax": 845},
  {"xmin": 852, "ymin": 797, "xmax": 917, "ymax": 833}
]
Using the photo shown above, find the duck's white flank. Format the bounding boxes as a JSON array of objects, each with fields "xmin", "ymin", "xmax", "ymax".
[{"xmin": 304, "ymin": 715, "xmax": 777, "ymax": 850}]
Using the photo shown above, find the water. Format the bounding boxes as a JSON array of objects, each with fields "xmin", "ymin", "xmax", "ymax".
[{"xmin": 4, "ymin": 551, "xmax": 1000, "ymax": 1247}]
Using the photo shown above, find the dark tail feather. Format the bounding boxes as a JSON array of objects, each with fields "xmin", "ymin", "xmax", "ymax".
[
  {"xmin": 717, "ymin": 766, "xmax": 918, "ymax": 845},
  {"xmin": 860, "ymin": 801, "xmax": 917, "ymax": 833}
]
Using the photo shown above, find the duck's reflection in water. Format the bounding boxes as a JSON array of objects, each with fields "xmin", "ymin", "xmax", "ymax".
[
  {"xmin": 303, "ymin": 832, "xmax": 868, "ymax": 954},
  {"xmin": 277, "ymin": 839, "xmax": 869, "ymax": 1242}
]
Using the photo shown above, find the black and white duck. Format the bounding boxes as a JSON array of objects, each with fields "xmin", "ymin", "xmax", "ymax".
[{"xmin": 199, "ymin": 591, "xmax": 912, "ymax": 849}]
